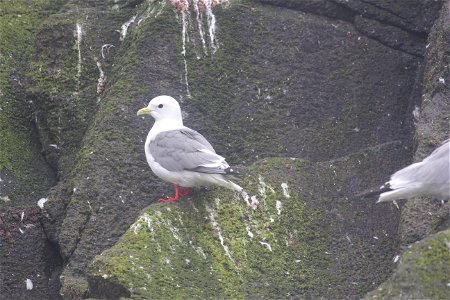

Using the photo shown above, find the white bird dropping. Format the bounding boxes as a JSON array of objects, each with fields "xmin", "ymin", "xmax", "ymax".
[
  {"xmin": 37, "ymin": 198, "xmax": 48, "ymax": 209},
  {"xmin": 26, "ymin": 278, "xmax": 33, "ymax": 290}
]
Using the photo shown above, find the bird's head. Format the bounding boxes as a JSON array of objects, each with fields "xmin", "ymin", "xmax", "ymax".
[{"xmin": 137, "ymin": 95, "xmax": 183, "ymax": 122}]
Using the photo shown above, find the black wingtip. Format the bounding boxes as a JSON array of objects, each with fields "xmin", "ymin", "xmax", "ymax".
[{"xmin": 355, "ymin": 183, "xmax": 392, "ymax": 199}]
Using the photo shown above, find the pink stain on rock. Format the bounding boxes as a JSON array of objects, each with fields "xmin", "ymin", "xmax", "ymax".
[
  {"xmin": 166, "ymin": 0, "xmax": 222, "ymax": 12},
  {"xmin": 166, "ymin": 0, "xmax": 190, "ymax": 11},
  {"xmin": 197, "ymin": 0, "xmax": 219, "ymax": 11}
]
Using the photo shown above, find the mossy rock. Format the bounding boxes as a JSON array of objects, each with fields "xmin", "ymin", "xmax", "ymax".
[
  {"xmin": 0, "ymin": 0, "xmax": 62, "ymax": 207},
  {"xmin": 366, "ymin": 229, "xmax": 450, "ymax": 300},
  {"xmin": 2, "ymin": 0, "xmax": 448, "ymax": 299},
  {"xmin": 87, "ymin": 150, "xmax": 403, "ymax": 299},
  {"xmin": 88, "ymin": 160, "xmax": 331, "ymax": 299}
]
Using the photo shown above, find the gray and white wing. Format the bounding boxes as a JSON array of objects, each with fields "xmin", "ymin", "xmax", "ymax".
[
  {"xmin": 390, "ymin": 140, "xmax": 450, "ymax": 188},
  {"xmin": 149, "ymin": 128, "xmax": 230, "ymax": 174}
]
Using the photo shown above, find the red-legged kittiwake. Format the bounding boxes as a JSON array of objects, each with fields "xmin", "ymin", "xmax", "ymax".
[{"xmin": 137, "ymin": 95, "xmax": 242, "ymax": 202}]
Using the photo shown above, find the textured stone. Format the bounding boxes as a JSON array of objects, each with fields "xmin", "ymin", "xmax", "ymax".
[{"xmin": 0, "ymin": 0, "xmax": 447, "ymax": 299}]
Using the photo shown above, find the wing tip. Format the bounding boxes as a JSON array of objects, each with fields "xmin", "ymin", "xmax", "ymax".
[{"xmin": 355, "ymin": 183, "xmax": 392, "ymax": 199}]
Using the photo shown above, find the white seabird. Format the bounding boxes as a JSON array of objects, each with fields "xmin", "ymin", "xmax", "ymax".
[
  {"xmin": 377, "ymin": 139, "xmax": 450, "ymax": 203},
  {"xmin": 137, "ymin": 95, "xmax": 242, "ymax": 202}
]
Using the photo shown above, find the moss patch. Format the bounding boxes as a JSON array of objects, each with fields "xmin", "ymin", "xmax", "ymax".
[
  {"xmin": 85, "ymin": 138, "xmax": 408, "ymax": 299},
  {"xmin": 366, "ymin": 230, "xmax": 450, "ymax": 300},
  {"xmin": 414, "ymin": 231, "xmax": 450, "ymax": 299},
  {"xmin": 0, "ymin": 0, "xmax": 62, "ymax": 206},
  {"xmin": 88, "ymin": 158, "xmax": 333, "ymax": 299}
]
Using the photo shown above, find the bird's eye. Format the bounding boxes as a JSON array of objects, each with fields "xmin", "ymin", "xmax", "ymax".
[{"xmin": 158, "ymin": 104, "xmax": 163, "ymax": 108}]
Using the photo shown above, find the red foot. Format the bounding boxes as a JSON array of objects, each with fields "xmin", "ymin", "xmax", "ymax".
[
  {"xmin": 158, "ymin": 185, "xmax": 192, "ymax": 203},
  {"xmin": 159, "ymin": 197, "xmax": 179, "ymax": 203}
]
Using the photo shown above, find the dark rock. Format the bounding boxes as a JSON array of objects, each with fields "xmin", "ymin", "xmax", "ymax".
[
  {"xmin": 0, "ymin": 0, "xmax": 448, "ymax": 299},
  {"xmin": 331, "ymin": 0, "xmax": 443, "ymax": 35},
  {"xmin": 354, "ymin": 15, "xmax": 425, "ymax": 57},
  {"xmin": 397, "ymin": 0, "xmax": 450, "ymax": 247},
  {"xmin": 0, "ymin": 207, "xmax": 63, "ymax": 299}
]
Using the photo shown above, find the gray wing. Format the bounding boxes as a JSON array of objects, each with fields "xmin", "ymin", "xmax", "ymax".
[
  {"xmin": 391, "ymin": 140, "xmax": 449, "ymax": 186},
  {"xmin": 149, "ymin": 128, "xmax": 229, "ymax": 174}
]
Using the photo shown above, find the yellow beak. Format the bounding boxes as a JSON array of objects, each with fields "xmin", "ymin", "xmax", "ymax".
[{"xmin": 137, "ymin": 107, "xmax": 152, "ymax": 116}]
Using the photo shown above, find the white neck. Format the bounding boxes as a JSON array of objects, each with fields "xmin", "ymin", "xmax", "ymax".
[{"xmin": 148, "ymin": 118, "xmax": 184, "ymax": 139}]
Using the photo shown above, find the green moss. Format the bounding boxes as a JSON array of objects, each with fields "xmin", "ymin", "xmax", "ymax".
[
  {"xmin": 60, "ymin": 272, "xmax": 89, "ymax": 300},
  {"xmin": 61, "ymin": 0, "xmax": 182, "ymax": 186},
  {"xmin": 88, "ymin": 158, "xmax": 333, "ymax": 298},
  {"xmin": 26, "ymin": 15, "xmax": 98, "ymax": 175},
  {"xmin": 366, "ymin": 230, "xmax": 450, "ymax": 300},
  {"xmin": 85, "ymin": 136, "xmax": 407, "ymax": 299},
  {"xmin": 0, "ymin": 0, "xmax": 63, "ymax": 206},
  {"xmin": 413, "ymin": 231, "xmax": 450, "ymax": 299}
]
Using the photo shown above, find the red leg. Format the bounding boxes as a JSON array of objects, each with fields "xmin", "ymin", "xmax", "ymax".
[{"xmin": 159, "ymin": 184, "xmax": 181, "ymax": 203}]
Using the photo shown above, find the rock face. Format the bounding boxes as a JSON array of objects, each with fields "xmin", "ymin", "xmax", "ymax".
[
  {"xmin": 397, "ymin": 0, "xmax": 450, "ymax": 247},
  {"xmin": 366, "ymin": 3, "xmax": 450, "ymax": 298},
  {"xmin": 88, "ymin": 153, "xmax": 403, "ymax": 299},
  {"xmin": 366, "ymin": 230, "xmax": 450, "ymax": 300},
  {"xmin": 0, "ymin": 0, "xmax": 448, "ymax": 299}
]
